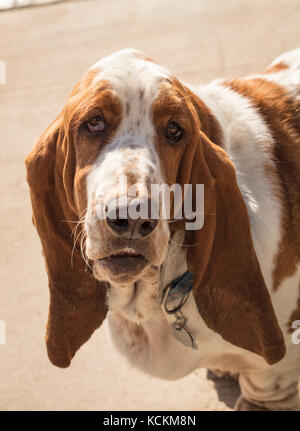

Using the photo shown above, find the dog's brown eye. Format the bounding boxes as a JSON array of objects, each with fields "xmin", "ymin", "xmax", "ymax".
[
  {"xmin": 87, "ymin": 116, "xmax": 106, "ymax": 133},
  {"xmin": 165, "ymin": 121, "xmax": 183, "ymax": 142}
]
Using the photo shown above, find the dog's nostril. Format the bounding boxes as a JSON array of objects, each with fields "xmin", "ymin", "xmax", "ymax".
[
  {"xmin": 106, "ymin": 217, "xmax": 129, "ymax": 233},
  {"xmin": 114, "ymin": 219, "xmax": 129, "ymax": 229},
  {"xmin": 141, "ymin": 221, "xmax": 151, "ymax": 232},
  {"xmin": 139, "ymin": 219, "xmax": 158, "ymax": 237},
  {"xmin": 105, "ymin": 199, "xmax": 159, "ymax": 237}
]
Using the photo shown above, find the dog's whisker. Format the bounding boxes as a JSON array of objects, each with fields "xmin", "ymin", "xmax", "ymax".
[
  {"xmin": 61, "ymin": 219, "xmax": 84, "ymax": 224},
  {"xmin": 79, "ymin": 229, "xmax": 92, "ymax": 271},
  {"xmin": 168, "ymin": 237, "xmax": 204, "ymax": 248},
  {"xmin": 68, "ymin": 209, "xmax": 93, "ymax": 270},
  {"xmin": 71, "ymin": 220, "xmax": 85, "ymax": 238},
  {"xmin": 71, "ymin": 226, "xmax": 83, "ymax": 268}
]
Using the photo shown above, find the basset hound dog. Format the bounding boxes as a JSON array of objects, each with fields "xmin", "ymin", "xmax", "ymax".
[{"xmin": 26, "ymin": 48, "xmax": 300, "ymax": 410}]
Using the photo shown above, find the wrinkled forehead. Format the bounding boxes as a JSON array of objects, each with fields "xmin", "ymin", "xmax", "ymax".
[{"xmin": 86, "ymin": 49, "xmax": 171, "ymax": 112}]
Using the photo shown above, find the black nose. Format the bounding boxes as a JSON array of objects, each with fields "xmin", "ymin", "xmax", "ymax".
[{"xmin": 105, "ymin": 200, "xmax": 158, "ymax": 239}]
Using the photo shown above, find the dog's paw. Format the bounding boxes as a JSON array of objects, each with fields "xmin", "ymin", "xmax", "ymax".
[
  {"xmin": 234, "ymin": 395, "xmax": 269, "ymax": 411},
  {"xmin": 208, "ymin": 368, "xmax": 239, "ymax": 381}
]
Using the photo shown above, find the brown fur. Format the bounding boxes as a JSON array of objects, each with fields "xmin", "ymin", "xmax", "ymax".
[
  {"xmin": 263, "ymin": 62, "xmax": 288, "ymax": 74},
  {"xmin": 224, "ymin": 78, "xmax": 300, "ymax": 291},
  {"xmin": 25, "ymin": 76, "xmax": 122, "ymax": 368},
  {"xmin": 153, "ymin": 78, "xmax": 285, "ymax": 365}
]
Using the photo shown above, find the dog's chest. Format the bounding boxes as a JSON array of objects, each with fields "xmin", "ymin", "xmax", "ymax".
[{"xmin": 107, "ymin": 233, "xmax": 258, "ymax": 380}]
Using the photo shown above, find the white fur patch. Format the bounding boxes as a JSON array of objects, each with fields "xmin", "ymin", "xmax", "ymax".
[
  {"xmin": 194, "ymin": 81, "xmax": 283, "ymax": 290},
  {"xmin": 86, "ymin": 49, "xmax": 169, "ymax": 219},
  {"xmin": 247, "ymin": 47, "xmax": 300, "ymax": 98},
  {"xmin": 85, "ymin": 49, "xmax": 170, "ymax": 264}
]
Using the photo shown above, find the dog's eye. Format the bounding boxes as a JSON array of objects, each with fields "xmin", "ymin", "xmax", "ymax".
[
  {"xmin": 165, "ymin": 121, "xmax": 183, "ymax": 142},
  {"xmin": 86, "ymin": 116, "xmax": 106, "ymax": 133}
]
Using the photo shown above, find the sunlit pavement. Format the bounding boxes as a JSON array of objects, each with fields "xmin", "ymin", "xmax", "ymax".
[{"xmin": 0, "ymin": 0, "xmax": 299, "ymax": 410}]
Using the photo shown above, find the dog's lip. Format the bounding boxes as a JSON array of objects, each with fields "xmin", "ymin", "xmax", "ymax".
[
  {"xmin": 99, "ymin": 247, "xmax": 145, "ymax": 260},
  {"xmin": 96, "ymin": 247, "xmax": 149, "ymax": 277}
]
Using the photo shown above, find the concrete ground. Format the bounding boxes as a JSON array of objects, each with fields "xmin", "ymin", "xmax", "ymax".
[{"xmin": 0, "ymin": 0, "xmax": 299, "ymax": 411}]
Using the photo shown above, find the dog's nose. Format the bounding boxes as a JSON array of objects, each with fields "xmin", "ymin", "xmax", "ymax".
[{"xmin": 105, "ymin": 200, "xmax": 158, "ymax": 238}]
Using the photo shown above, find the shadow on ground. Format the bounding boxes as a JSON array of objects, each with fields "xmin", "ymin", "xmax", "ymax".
[{"xmin": 206, "ymin": 370, "xmax": 241, "ymax": 410}]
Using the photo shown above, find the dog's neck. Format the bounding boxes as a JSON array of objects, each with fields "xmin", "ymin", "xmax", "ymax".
[{"xmin": 160, "ymin": 231, "xmax": 187, "ymax": 291}]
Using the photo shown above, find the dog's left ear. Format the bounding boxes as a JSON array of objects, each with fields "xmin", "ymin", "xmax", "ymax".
[
  {"xmin": 182, "ymin": 125, "xmax": 285, "ymax": 365},
  {"xmin": 25, "ymin": 114, "xmax": 108, "ymax": 368}
]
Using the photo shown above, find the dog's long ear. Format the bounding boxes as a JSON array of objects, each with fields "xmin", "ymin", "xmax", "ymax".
[
  {"xmin": 184, "ymin": 129, "xmax": 285, "ymax": 365},
  {"xmin": 25, "ymin": 115, "xmax": 107, "ymax": 368}
]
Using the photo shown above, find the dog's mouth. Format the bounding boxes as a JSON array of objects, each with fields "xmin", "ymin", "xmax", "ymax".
[{"xmin": 97, "ymin": 247, "xmax": 149, "ymax": 277}]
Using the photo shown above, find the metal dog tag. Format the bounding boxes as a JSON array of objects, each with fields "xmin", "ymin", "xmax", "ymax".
[
  {"xmin": 162, "ymin": 275, "xmax": 198, "ymax": 350},
  {"xmin": 172, "ymin": 322, "xmax": 197, "ymax": 349}
]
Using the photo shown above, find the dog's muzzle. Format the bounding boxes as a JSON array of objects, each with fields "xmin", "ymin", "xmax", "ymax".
[{"xmin": 105, "ymin": 198, "xmax": 159, "ymax": 239}]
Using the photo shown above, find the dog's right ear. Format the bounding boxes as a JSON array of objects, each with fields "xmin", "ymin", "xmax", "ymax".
[
  {"xmin": 185, "ymin": 130, "xmax": 286, "ymax": 365},
  {"xmin": 25, "ymin": 114, "xmax": 108, "ymax": 368}
]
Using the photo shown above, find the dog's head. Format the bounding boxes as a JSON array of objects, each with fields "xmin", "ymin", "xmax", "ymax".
[{"xmin": 26, "ymin": 49, "xmax": 285, "ymax": 368}]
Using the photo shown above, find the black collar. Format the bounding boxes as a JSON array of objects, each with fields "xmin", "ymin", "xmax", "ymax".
[{"xmin": 162, "ymin": 271, "xmax": 194, "ymax": 314}]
